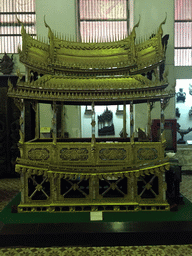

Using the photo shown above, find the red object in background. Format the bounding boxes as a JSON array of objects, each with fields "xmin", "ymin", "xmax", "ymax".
[{"xmin": 151, "ymin": 119, "xmax": 177, "ymax": 152}]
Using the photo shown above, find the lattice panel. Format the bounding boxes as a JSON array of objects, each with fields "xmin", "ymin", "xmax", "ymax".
[
  {"xmin": 28, "ymin": 175, "xmax": 50, "ymax": 200},
  {"xmin": 16, "ymin": 165, "xmax": 169, "ymax": 212},
  {"xmin": 137, "ymin": 174, "xmax": 159, "ymax": 199},
  {"xmin": 60, "ymin": 177, "xmax": 89, "ymax": 198},
  {"xmin": 99, "ymin": 177, "xmax": 127, "ymax": 198}
]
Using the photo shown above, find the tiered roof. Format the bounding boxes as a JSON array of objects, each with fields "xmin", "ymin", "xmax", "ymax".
[{"xmin": 8, "ymin": 16, "xmax": 173, "ymax": 103}]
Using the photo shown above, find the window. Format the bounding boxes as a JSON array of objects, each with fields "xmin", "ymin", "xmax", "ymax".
[
  {"xmin": 77, "ymin": 0, "xmax": 133, "ymax": 43},
  {"xmin": 175, "ymin": 0, "xmax": 192, "ymax": 66},
  {"xmin": 0, "ymin": 0, "xmax": 36, "ymax": 53}
]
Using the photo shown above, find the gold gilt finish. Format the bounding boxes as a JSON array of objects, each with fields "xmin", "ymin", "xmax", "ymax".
[
  {"xmin": 8, "ymin": 74, "xmax": 172, "ymax": 103},
  {"xmin": 8, "ymin": 16, "xmax": 172, "ymax": 213},
  {"xmin": 15, "ymin": 16, "xmax": 166, "ymax": 75},
  {"xmin": 18, "ymin": 141, "xmax": 165, "ymax": 172},
  {"xmin": 16, "ymin": 162, "xmax": 169, "ymax": 213}
]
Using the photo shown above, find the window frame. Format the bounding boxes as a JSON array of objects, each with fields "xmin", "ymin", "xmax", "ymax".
[
  {"xmin": 0, "ymin": 0, "xmax": 36, "ymax": 54},
  {"xmin": 76, "ymin": 0, "xmax": 132, "ymax": 43},
  {"xmin": 174, "ymin": 0, "xmax": 192, "ymax": 66}
]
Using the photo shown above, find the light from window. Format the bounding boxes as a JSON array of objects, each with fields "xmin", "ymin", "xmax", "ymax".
[
  {"xmin": 175, "ymin": 0, "xmax": 192, "ymax": 66},
  {"xmin": 0, "ymin": 0, "xmax": 36, "ymax": 54},
  {"xmin": 78, "ymin": 0, "xmax": 129, "ymax": 43}
]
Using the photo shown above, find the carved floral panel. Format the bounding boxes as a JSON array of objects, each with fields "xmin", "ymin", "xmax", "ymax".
[
  {"xmin": 60, "ymin": 148, "xmax": 88, "ymax": 161},
  {"xmin": 137, "ymin": 148, "xmax": 158, "ymax": 160},
  {"xmin": 28, "ymin": 148, "xmax": 49, "ymax": 160},
  {"xmin": 99, "ymin": 148, "xmax": 127, "ymax": 161}
]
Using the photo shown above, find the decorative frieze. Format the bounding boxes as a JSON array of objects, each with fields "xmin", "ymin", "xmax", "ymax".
[
  {"xmin": 99, "ymin": 148, "xmax": 127, "ymax": 161},
  {"xmin": 60, "ymin": 148, "xmax": 89, "ymax": 161},
  {"xmin": 28, "ymin": 148, "xmax": 49, "ymax": 160},
  {"xmin": 137, "ymin": 148, "xmax": 158, "ymax": 160}
]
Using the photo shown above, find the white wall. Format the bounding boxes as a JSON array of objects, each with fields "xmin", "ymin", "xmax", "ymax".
[
  {"xmin": 175, "ymin": 67, "xmax": 192, "ymax": 79},
  {"xmin": 36, "ymin": 0, "xmax": 76, "ymax": 39}
]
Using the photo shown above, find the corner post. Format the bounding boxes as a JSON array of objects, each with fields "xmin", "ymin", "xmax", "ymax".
[
  {"xmin": 123, "ymin": 102, "xmax": 127, "ymax": 138},
  {"xmin": 52, "ymin": 102, "xmax": 57, "ymax": 145},
  {"xmin": 147, "ymin": 100, "xmax": 152, "ymax": 139},
  {"xmin": 91, "ymin": 102, "xmax": 96, "ymax": 164},
  {"xmin": 160, "ymin": 98, "xmax": 165, "ymax": 142},
  {"xmin": 35, "ymin": 102, "xmax": 40, "ymax": 139},
  {"xmin": 130, "ymin": 101, "xmax": 134, "ymax": 142}
]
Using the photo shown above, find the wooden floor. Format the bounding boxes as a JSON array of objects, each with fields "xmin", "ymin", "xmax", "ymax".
[
  {"xmin": 0, "ymin": 178, "xmax": 20, "ymax": 212},
  {"xmin": 0, "ymin": 244, "xmax": 192, "ymax": 255}
]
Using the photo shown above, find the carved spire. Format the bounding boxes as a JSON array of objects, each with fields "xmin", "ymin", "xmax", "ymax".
[
  {"xmin": 158, "ymin": 13, "xmax": 167, "ymax": 37},
  {"xmin": 44, "ymin": 16, "xmax": 54, "ymax": 61},
  {"xmin": 44, "ymin": 15, "xmax": 54, "ymax": 41},
  {"xmin": 130, "ymin": 15, "xmax": 140, "ymax": 38},
  {"xmin": 16, "ymin": 16, "xmax": 26, "ymax": 36}
]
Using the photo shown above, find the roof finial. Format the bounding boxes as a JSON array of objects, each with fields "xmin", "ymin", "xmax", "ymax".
[
  {"xmin": 158, "ymin": 12, "xmax": 167, "ymax": 36},
  {"xmin": 16, "ymin": 16, "xmax": 26, "ymax": 35},
  {"xmin": 44, "ymin": 15, "xmax": 50, "ymax": 30},
  {"xmin": 134, "ymin": 15, "xmax": 141, "ymax": 30}
]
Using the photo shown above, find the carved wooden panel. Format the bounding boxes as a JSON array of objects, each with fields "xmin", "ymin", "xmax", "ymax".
[{"xmin": 0, "ymin": 76, "xmax": 20, "ymax": 177}]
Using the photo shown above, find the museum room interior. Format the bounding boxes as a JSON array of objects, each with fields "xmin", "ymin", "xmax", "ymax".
[{"xmin": 1, "ymin": 0, "xmax": 192, "ymax": 254}]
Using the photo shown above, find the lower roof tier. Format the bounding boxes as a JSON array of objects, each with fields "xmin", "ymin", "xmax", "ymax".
[{"xmin": 8, "ymin": 74, "xmax": 173, "ymax": 103}]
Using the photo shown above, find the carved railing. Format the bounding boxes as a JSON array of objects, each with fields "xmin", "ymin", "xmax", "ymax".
[{"xmin": 20, "ymin": 141, "xmax": 165, "ymax": 172}]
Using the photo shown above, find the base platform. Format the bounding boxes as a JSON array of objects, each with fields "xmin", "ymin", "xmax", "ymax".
[{"xmin": 1, "ymin": 193, "xmax": 192, "ymax": 247}]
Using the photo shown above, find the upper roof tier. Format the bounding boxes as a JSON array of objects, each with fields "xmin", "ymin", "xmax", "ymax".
[
  {"xmin": 17, "ymin": 16, "xmax": 167, "ymax": 76},
  {"xmin": 8, "ymin": 16, "xmax": 173, "ymax": 104}
]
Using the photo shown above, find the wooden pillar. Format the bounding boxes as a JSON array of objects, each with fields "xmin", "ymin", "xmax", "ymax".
[
  {"xmin": 18, "ymin": 99, "xmax": 25, "ymax": 158},
  {"xmin": 91, "ymin": 102, "xmax": 96, "ymax": 140},
  {"xmin": 123, "ymin": 102, "xmax": 127, "ymax": 138},
  {"xmin": 160, "ymin": 98, "xmax": 165, "ymax": 142},
  {"xmin": 156, "ymin": 66, "xmax": 160, "ymax": 81},
  {"xmin": 20, "ymin": 99, "xmax": 25, "ymax": 143},
  {"xmin": 91, "ymin": 102, "xmax": 96, "ymax": 163},
  {"xmin": 147, "ymin": 100, "xmax": 151, "ymax": 138},
  {"xmin": 130, "ymin": 101, "xmax": 134, "ymax": 142},
  {"xmin": 61, "ymin": 103, "xmax": 65, "ymax": 138},
  {"xmin": 35, "ymin": 102, "xmax": 40, "ymax": 139},
  {"xmin": 52, "ymin": 102, "xmax": 57, "ymax": 145},
  {"xmin": 20, "ymin": 172, "xmax": 25, "ymax": 204},
  {"xmin": 25, "ymin": 67, "xmax": 29, "ymax": 82}
]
